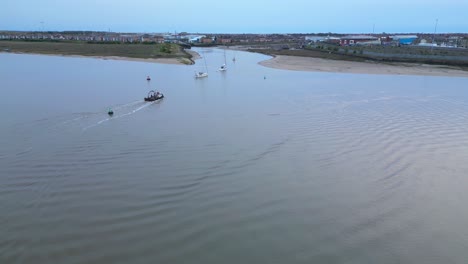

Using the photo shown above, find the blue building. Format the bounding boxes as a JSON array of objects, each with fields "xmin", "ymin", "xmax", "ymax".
[{"xmin": 392, "ymin": 35, "xmax": 418, "ymax": 45}]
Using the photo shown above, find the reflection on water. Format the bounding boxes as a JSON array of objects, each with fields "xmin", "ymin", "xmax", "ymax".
[{"xmin": 1, "ymin": 49, "xmax": 468, "ymax": 264}]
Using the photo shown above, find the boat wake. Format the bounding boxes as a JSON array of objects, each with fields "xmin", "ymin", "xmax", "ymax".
[{"xmin": 83, "ymin": 101, "xmax": 155, "ymax": 131}]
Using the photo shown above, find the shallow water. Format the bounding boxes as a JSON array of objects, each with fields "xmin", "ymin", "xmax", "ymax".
[{"xmin": 1, "ymin": 49, "xmax": 468, "ymax": 263}]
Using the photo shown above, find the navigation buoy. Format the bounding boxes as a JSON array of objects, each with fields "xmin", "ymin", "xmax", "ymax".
[
  {"xmin": 108, "ymin": 109, "xmax": 114, "ymax": 116},
  {"xmin": 264, "ymin": 76, "xmax": 266, "ymax": 79},
  {"xmin": 147, "ymin": 76, "xmax": 151, "ymax": 81}
]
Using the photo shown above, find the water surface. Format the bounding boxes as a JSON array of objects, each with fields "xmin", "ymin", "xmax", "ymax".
[{"xmin": 1, "ymin": 49, "xmax": 468, "ymax": 263}]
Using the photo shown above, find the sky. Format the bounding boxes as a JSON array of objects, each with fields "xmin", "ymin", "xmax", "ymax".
[{"xmin": 2, "ymin": 0, "xmax": 468, "ymax": 33}]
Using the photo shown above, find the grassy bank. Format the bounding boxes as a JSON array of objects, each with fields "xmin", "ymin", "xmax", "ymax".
[
  {"xmin": 0, "ymin": 40, "xmax": 194, "ymax": 64},
  {"xmin": 250, "ymin": 47, "xmax": 368, "ymax": 62},
  {"xmin": 249, "ymin": 44, "xmax": 468, "ymax": 70}
]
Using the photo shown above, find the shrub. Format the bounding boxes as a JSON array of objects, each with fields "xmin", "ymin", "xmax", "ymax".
[{"xmin": 160, "ymin": 43, "xmax": 172, "ymax": 53}]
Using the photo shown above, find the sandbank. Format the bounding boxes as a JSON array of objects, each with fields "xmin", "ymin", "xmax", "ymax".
[{"xmin": 259, "ymin": 55, "xmax": 468, "ymax": 77}]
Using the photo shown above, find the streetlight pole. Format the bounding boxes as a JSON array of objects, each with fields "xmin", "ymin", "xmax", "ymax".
[{"xmin": 431, "ymin": 18, "xmax": 438, "ymax": 52}]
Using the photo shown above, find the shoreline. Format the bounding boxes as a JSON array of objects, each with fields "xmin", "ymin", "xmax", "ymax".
[
  {"xmin": 0, "ymin": 51, "xmax": 191, "ymax": 65},
  {"xmin": 259, "ymin": 55, "xmax": 468, "ymax": 77},
  {"xmin": 0, "ymin": 41, "xmax": 198, "ymax": 65},
  {"xmin": 185, "ymin": 49, "xmax": 201, "ymax": 61},
  {"xmin": 5, "ymin": 48, "xmax": 467, "ymax": 77}
]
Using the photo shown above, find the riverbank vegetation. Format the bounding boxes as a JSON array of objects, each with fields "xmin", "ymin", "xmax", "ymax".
[{"xmin": 0, "ymin": 40, "xmax": 194, "ymax": 64}]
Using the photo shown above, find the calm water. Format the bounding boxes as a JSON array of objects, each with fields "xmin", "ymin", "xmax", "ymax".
[{"xmin": 1, "ymin": 48, "xmax": 468, "ymax": 263}]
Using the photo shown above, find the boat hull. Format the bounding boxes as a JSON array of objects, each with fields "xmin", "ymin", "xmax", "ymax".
[
  {"xmin": 195, "ymin": 73, "xmax": 208, "ymax": 78},
  {"xmin": 144, "ymin": 94, "xmax": 164, "ymax": 102}
]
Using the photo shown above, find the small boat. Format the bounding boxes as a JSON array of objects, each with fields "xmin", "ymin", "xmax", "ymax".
[
  {"xmin": 195, "ymin": 71, "xmax": 208, "ymax": 78},
  {"xmin": 146, "ymin": 76, "xmax": 151, "ymax": 81},
  {"xmin": 108, "ymin": 109, "xmax": 114, "ymax": 115},
  {"xmin": 144, "ymin": 90, "xmax": 164, "ymax": 101},
  {"xmin": 218, "ymin": 49, "xmax": 227, "ymax": 71},
  {"xmin": 195, "ymin": 50, "xmax": 209, "ymax": 78}
]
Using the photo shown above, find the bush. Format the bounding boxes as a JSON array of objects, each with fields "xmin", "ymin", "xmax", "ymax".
[{"xmin": 160, "ymin": 43, "xmax": 172, "ymax": 53}]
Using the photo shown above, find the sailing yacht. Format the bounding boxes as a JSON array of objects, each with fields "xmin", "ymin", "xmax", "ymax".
[
  {"xmin": 195, "ymin": 52, "xmax": 209, "ymax": 78},
  {"xmin": 218, "ymin": 48, "xmax": 227, "ymax": 72},
  {"xmin": 195, "ymin": 71, "xmax": 208, "ymax": 78}
]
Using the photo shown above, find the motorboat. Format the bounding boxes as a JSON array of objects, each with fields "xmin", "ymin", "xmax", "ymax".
[{"xmin": 144, "ymin": 90, "xmax": 164, "ymax": 101}]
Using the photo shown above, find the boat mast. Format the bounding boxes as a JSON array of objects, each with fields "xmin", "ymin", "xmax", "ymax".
[{"xmin": 204, "ymin": 51, "xmax": 208, "ymax": 73}]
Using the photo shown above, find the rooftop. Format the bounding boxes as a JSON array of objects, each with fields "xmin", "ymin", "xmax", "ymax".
[{"xmin": 341, "ymin": 35, "xmax": 378, "ymax": 40}]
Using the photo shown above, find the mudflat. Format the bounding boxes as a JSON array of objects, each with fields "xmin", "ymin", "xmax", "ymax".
[{"xmin": 259, "ymin": 55, "xmax": 468, "ymax": 77}]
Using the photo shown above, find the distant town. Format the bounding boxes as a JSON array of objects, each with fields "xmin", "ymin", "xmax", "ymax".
[{"xmin": 1, "ymin": 31, "xmax": 468, "ymax": 48}]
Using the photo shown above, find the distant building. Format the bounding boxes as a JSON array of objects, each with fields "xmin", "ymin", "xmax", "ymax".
[
  {"xmin": 255, "ymin": 37, "xmax": 269, "ymax": 42},
  {"xmin": 218, "ymin": 38, "xmax": 232, "ymax": 44},
  {"xmin": 188, "ymin": 35, "xmax": 205, "ymax": 44},
  {"xmin": 163, "ymin": 34, "xmax": 178, "ymax": 43},
  {"xmin": 323, "ymin": 36, "xmax": 341, "ymax": 45},
  {"xmin": 340, "ymin": 35, "xmax": 380, "ymax": 46},
  {"xmin": 391, "ymin": 35, "xmax": 418, "ymax": 45},
  {"xmin": 446, "ymin": 36, "xmax": 461, "ymax": 47},
  {"xmin": 460, "ymin": 38, "xmax": 468, "ymax": 48},
  {"xmin": 305, "ymin": 36, "xmax": 326, "ymax": 43},
  {"xmin": 201, "ymin": 37, "xmax": 214, "ymax": 44},
  {"xmin": 418, "ymin": 39, "xmax": 437, "ymax": 47}
]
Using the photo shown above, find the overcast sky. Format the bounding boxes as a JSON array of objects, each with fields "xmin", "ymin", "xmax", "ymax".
[{"xmin": 2, "ymin": 0, "xmax": 467, "ymax": 33}]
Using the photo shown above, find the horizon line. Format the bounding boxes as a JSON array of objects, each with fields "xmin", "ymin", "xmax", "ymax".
[{"xmin": 1, "ymin": 29, "xmax": 467, "ymax": 35}]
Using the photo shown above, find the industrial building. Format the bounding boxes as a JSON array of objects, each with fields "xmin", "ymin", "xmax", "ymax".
[
  {"xmin": 391, "ymin": 35, "xmax": 418, "ymax": 45},
  {"xmin": 339, "ymin": 35, "xmax": 380, "ymax": 46}
]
